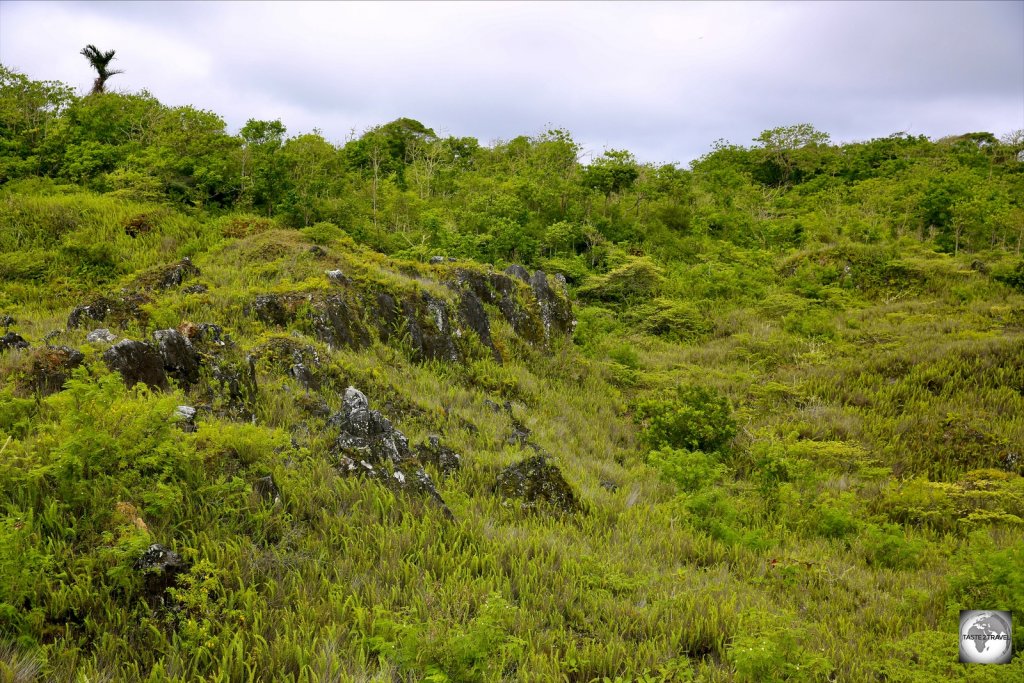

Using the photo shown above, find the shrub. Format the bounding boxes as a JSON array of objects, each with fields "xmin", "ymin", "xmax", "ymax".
[
  {"xmin": 634, "ymin": 384, "xmax": 736, "ymax": 453},
  {"xmin": 300, "ymin": 221, "xmax": 345, "ymax": 245}
]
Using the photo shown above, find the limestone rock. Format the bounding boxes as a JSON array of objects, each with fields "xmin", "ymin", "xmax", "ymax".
[
  {"xmin": 67, "ymin": 293, "xmax": 149, "ymax": 330},
  {"xmin": 0, "ymin": 332, "xmax": 29, "ymax": 353},
  {"xmin": 103, "ymin": 340, "xmax": 168, "ymax": 390},
  {"xmin": 253, "ymin": 475, "xmax": 281, "ymax": 505},
  {"xmin": 28, "ymin": 346, "xmax": 85, "ymax": 395},
  {"xmin": 154, "ymin": 329, "xmax": 201, "ymax": 385},
  {"xmin": 416, "ymin": 435, "xmax": 462, "ymax": 478},
  {"xmin": 134, "ymin": 544, "xmax": 186, "ymax": 606},
  {"xmin": 494, "ymin": 454, "xmax": 581, "ymax": 514},
  {"xmin": 330, "ymin": 387, "xmax": 452, "ymax": 518},
  {"xmin": 174, "ymin": 405, "xmax": 197, "ymax": 433},
  {"xmin": 86, "ymin": 328, "xmax": 117, "ymax": 344}
]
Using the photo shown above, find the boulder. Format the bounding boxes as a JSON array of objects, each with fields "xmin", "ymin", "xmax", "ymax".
[
  {"xmin": 134, "ymin": 543, "xmax": 187, "ymax": 606},
  {"xmin": 0, "ymin": 332, "xmax": 29, "ymax": 353},
  {"xmin": 505, "ymin": 264, "xmax": 531, "ymax": 282},
  {"xmin": 326, "ymin": 269, "xmax": 348, "ymax": 284},
  {"xmin": 249, "ymin": 293, "xmax": 371, "ymax": 351},
  {"xmin": 429, "ymin": 255, "xmax": 446, "ymax": 265},
  {"xmin": 330, "ymin": 387, "xmax": 453, "ymax": 518},
  {"xmin": 86, "ymin": 328, "xmax": 117, "ymax": 344},
  {"xmin": 416, "ymin": 435, "xmax": 462, "ymax": 478},
  {"xmin": 154, "ymin": 329, "xmax": 201, "ymax": 385},
  {"xmin": 134, "ymin": 258, "xmax": 201, "ymax": 291},
  {"xmin": 103, "ymin": 340, "xmax": 168, "ymax": 390},
  {"xmin": 494, "ymin": 454, "xmax": 581, "ymax": 513},
  {"xmin": 67, "ymin": 293, "xmax": 149, "ymax": 330},
  {"xmin": 255, "ymin": 337, "xmax": 326, "ymax": 391},
  {"xmin": 174, "ymin": 405, "xmax": 197, "ymax": 433},
  {"xmin": 182, "ymin": 284, "xmax": 208, "ymax": 295},
  {"xmin": 28, "ymin": 346, "xmax": 85, "ymax": 395}
]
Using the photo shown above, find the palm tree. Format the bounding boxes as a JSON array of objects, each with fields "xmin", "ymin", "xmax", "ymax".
[{"xmin": 80, "ymin": 45, "xmax": 124, "ymax": 94}]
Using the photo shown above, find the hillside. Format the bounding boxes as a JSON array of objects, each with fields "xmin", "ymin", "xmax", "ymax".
[{"xmin": 1, "ymin": 66, "xmax": 1023, "ymax": 681}]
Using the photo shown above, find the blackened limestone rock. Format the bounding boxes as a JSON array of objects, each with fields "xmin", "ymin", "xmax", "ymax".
[
  {"xmin": 103, "ymin": 340, "xmax": 168, "ymax": 390},
  {"xmin": 28, "ymin": 346, "xmax": 85, "ymax": 395},
  {"xmin": 154, "ymin": 329, "xmax": 201, "ymax": 385},
  {"xmin": 494, "ymin": 454, "xmax": 581, "ymax": 514},
  {"xmin": 135, "ymin": 543, "xmax": 187, "ymax": 606},
  {"xmin": 416, "ymin": 435, "xmax": 462, "ymax": 478},
  {"xmin": 330, "ymin": 387, "xmax": 453, "ymax": 518},
  {"xmin": 0, "ymin": 332, "xmax": 29, "ymax": 353}
]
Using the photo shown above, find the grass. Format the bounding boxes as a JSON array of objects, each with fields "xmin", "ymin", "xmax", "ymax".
[{"xmin": 1, "ymin": 188, "xmax": 1022, "ymax": 681}]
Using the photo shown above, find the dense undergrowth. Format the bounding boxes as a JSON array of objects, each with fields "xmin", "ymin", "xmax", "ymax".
[{"xmin": 1, "ymin": 66, "xmax": 1023, "ymax": 681}]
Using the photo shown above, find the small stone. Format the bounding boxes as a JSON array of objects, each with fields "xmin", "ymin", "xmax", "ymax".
[
  {"xmin": 429, "ymin": 256, "xmax": 445, "ymax": 265},
  {"xmin": 174, "ymin": 405, "xmax": 197, "ymax": 433},
  {"xmin": 86, "ymin": 328, "xmax": 117, "ymax": 344},
  {"xmin": 326, "ymin": 269, "xmax": 346, "ymax": 283},
  {"xmin": 182, "ymin": 284, "xmax": 209, "ymax": 295},
  {"xmin": 308, "ymin": 245, "xmax": 327, "ymax": 258},
  {"xmin": 600, "ymin": 480, "xmax": 619, "ymax": 492}
]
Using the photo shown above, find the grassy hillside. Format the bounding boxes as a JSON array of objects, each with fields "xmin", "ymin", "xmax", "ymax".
[{"xmin": 1, "ymin": 67, "xmax": 1023, "ymax": 681}]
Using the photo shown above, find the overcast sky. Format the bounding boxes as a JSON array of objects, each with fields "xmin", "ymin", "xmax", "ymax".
[{"xmin": 2, "ymin": 0, "xmax": 1022, "ymax": 165}]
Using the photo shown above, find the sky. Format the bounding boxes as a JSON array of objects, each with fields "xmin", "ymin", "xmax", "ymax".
[{"xmin": 1, "ymin": 0, "xmax": 1022, "ymax": 165}]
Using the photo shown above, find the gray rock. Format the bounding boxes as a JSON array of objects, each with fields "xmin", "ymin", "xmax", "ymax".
[
  {"xmin": 182, "ymin": 283, "xmax": 208, "ymax": 295},
  {"xmin": 135, "ymin": 543, "xmax": 186, "ymax": 605},
  {"xmin": 253, "ymin": 475, "xmax": 281, "ymax": 505},
  {"xmin": 495, "ymin": 454, "xmax": 581, "ymax": 513},
  {"xmin": 174, "ymin": 405, "xmax": 197, "ymax": 433},
  {"xmin": 0, "ymin": 332, "xmax": 29, "ymax": 353},
  {"xmin": 86, "ymin": 328, "xmax": 117, "ymax": 344},
  {"xmin": 458, "ymin": 289, "xmax": 500, "ymax": 362},
  {"xmin": 330, "ymin": 386, "xmax": 452, "ymax": 518},
  {"xmin": 326, "ymin": 269, "xmax": 347, "ymax": 283},
  {"xmin": 154, "ymin": 329, "xmax": 201, "ymax": 386},
  {"xmin": 67, "ymin": 293, "xmax": 149, "ymax": 330},
  {"xmin": 429, "ymin": 256, "xmax": 445, "ymax": 265},
  {"xmin": 530, "ymin": 270, "xmax": 575, "ymax": 341},
  {"xmin": 416, "ymin": 435, "xmax": 462, "ymax": 478},
  {"xmin": 103, "ymin": 340, "xmax": 168, "ymax": 390},
  {"xmin": 505, "ymin": 264, "xmax": 530, "ymax": 282}
]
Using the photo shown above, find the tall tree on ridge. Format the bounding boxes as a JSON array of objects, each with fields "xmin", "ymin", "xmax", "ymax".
[{"xmin": 80, "ymin": 44, "xmax": 123, "ymax": 95}]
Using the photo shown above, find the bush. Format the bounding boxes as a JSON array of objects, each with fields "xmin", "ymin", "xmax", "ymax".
[
  {"xmin": 647, "ymin": 447, "xmax": 727, "ymax": 492},
  {"xmin": 634, "ymin": 384, "xmax": 736, "ymax": 453},
  {"xmin": 300, "ymin": 221, "xmax": 345, "ymax": 245}
]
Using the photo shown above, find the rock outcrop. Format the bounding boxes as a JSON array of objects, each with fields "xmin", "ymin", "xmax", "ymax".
[
  {"xmin": 103, "ymin": 340, "xmax": 168, "ymax": 390},
  {"xmin": 135, "ymin": 544, "xmax": 187, "ymax": 606},
  {"xmin": 494, "ymin": 454, "xmax": 581, "ymax": 514},
  {"xmin": 154, "ymin": 329, "xmax": 201, "ymax": 386},
  {"xmin": 416, "ymin": 435, "xmax": 462, "ymax": 478},
  {"xmin": 28, "ymin": 346, "xmax": 85, "ymax": 395},
  {"xmin": 133, "ymin": 258, "xmax": 201, "ymax": 291},
  {"xmin": 329, "ymin": 387, "xmax": 453, "ymax": 518},
  {"xmin": 67, "ymin": 293, "xmax": 150, "ymax": 330}
]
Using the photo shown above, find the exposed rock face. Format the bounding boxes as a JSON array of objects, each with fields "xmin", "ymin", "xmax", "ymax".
[
  {"xmin": 134, "ymin": 258, "xmax": 201, "ymax": 291},
  {"xmin": 154, "ymin": 329, "xmax": 201, "ymax": 386},
  {"xmin": 135, "ymin": 544, "xmax": 187, "ymax": 606},
  {"xmin": 182, "ymin": 284, "xmax": 208, "ymax": 295},
  {"xmin": 505, "ymin": 264, "xmax": 530, "ymax": 282},
  {"xmin": 330, "ymin": 387, "xmax": 452, "ymax": 518},
  {"xmin": 0, "ymin": 332, "xmax": 29, "ymax": 353},
  {"xmin": 416, "ymin": 435, "xmax": 462, "ymax": 478},
  {"xmin": 458, "ymin": 289, "xmax": 500, "ymax": 361},
  {"xmin": 86, "ymin": 328, "xmax": 117, "ymax": 344},
  {"xmin": 402, "ymin": 293, "xmax": 459, "ymax": 362},
  {"xmin": 254, "ymin": 337, "xmax": 327, "ymax": 391},
  {"xmin": 494, "ymin": 454, "xmax": 581, "ymax": 513},
  {"xmin": 249, "ymin": 293, "xmax": 371, "ymax": 351},
  {"xmin": 530, "ymin": 270, "xmax": 575, "ymax": 340},
  {"xmin": 103, "ymin": 340, "xmax": 169, "ymax": 390},
  {"xmin": 28, "ymin": 346, "xmax": 85, "ymax": 395},
  {"xmin": 67, "ymin": 294, "xmax": 150, "ymax": 330}
]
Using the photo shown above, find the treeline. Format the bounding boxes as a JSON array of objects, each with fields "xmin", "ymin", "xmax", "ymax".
[{"xmin": 2, "ymin": 65, "xmax": 1023, "ymax": 266}]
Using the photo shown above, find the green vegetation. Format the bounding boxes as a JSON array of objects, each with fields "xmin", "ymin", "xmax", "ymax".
[{"xmin": 1, "ymin": 64, "xmax": 1022, "ymax": 681}]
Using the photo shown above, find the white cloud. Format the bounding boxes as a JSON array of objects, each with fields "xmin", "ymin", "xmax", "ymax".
[{"xmin": 1, "ymin": 0, "xmax": 1021, "ymax": 164}]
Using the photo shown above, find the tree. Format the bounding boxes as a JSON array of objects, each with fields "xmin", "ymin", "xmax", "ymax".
[{"xmin": 80, "ymin": 45, "xmax": 124, "ymax": 95}]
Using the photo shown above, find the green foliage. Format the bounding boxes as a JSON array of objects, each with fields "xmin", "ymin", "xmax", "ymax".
[
  {"xmin": 300, "ymin": 220, "xmax": 345, "ymax": 245},
  {"xmin": 634, "ymin": 385, "xmax": 736, "ymax": 453}
]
